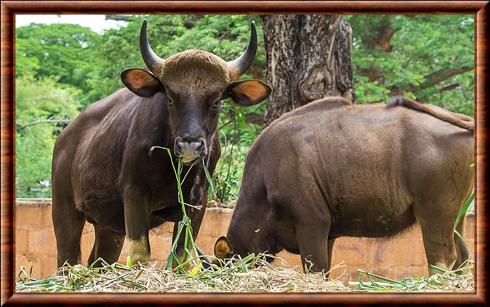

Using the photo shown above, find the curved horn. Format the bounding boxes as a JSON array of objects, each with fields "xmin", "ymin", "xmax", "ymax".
[
  {"xmin": 227, "ymin": 21, "xmax": 257, "ymax": 80},
  {"xmin": 140, "ymin": 20, "xmax": 164, "ymax": 75}
]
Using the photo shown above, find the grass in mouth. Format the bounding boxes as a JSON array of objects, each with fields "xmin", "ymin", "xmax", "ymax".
[{"xmin": 148, "ymin": 145, "xmax": 205, "ymax": 274}]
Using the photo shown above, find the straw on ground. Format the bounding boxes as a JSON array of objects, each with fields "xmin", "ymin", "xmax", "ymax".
[{"xmin": 16, "ymin": 255, "xmax": 473, "ymax": 293}]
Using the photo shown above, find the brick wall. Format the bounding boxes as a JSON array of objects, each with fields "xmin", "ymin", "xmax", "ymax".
[{"xmin": 15, "ymin": 199, "xmax": 475, "ymax": 280}]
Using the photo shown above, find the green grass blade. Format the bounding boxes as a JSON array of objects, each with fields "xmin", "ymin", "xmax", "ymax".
[
  {"xmin": 357, "ymin": 269, "xmax": 403, "ymax": 285},
  {"xmin": 455, "ymin": 191, "xmax": 474, "ymax": 229},
  {"xmin": 151, "ymin": 146, "xmax": 200, "ymax": 274},
  {"xmin": 202, "ymin": 160, "xmax": 216, "ymax": 196},
  {"xmin": 429, "ymin": 264, "xmax": 449, "ymax": 273}
]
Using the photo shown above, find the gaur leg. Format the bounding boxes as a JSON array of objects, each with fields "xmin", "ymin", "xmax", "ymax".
[
  {"xmin": 326, "ymin": 238, "xmax": 336, "ymax": 277},
  {"xmin": 453, "ymin": 218, "xmax": 471, "ymax": 272},
  {"xmin": 276, "ymin": 165, "xmax": 332, "ymax": 273},
  {"xmin": 418, "ymin": 219, "xmax": 457, "ymax": 275},
  {"xmin": 52, "ymin": 198, "xmax": 86, "ymax": 267},
  {"xmin": 189, "ymin": 198, "xmax": 207, "ymax": 239},
  {"xmin": 409, "ymin": 131, "xmax": 473, "ymax": 275},
  {"xmin": 189, "ymin": 205, "xmax": 209, "ymax": 260},
  {"xmin": 414, "ymin": 198, "xmax": 460, "ymax": 275},
  {"xmin": 124, "ymin": 187, "xmax": 151, "ymax": 264},
  {"xmin": 88, "ymin": 224, "xmax": 125, "ymax": 266},
  {"xmin": 295, "ymin": 217, "xmax": 331, "ymax": 273}
]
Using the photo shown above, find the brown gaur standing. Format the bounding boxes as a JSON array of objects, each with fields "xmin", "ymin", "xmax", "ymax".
[{"xmin": 52, "ymin": 20, "xmax": 271, "ymax": 267}]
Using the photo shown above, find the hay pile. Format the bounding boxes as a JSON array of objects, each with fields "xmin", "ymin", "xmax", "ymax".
[
  {"xmin": 16, "ymin": 255, "xmax": 348, "ymax": 293},
  {"xmin": 16, "ymin": 255, "xmax": 474, "ymax": 293},
  {"xmin": 354, "ymin": 264, "xmax": 474, "ymax": 292}
]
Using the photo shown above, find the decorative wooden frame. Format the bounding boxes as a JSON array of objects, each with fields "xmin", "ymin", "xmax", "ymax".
[{"xmin": 1, "ymin": 1, "xmax": 488, "ymax": 305}]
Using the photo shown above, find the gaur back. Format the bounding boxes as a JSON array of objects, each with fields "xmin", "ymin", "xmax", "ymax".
[{"xmin": 215, "ymin": 96, "xmax": 474, "ymax": 275}]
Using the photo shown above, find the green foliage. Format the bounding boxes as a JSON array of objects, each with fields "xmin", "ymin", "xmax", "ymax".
[
  {"xmin": 211, "ymin": 103, "xmax": 266, "ymax": 203},
  {"xmin": 348, "ymin": 15, "xmax": 474, "ymax": 116},
  {"xmin": 16, "ymin": 75, "xmax": 81, "ymax": 198},
  {"xmin": 16, "ymin": 23, "xmax": 101, "ymax": 105},
  {"xmin": 455, "ymin": 191, "xmax": 474, "ymax": 230},
  {"xmin": 15, "ymin": 14, "xmax": 474, "ymax": 201}
]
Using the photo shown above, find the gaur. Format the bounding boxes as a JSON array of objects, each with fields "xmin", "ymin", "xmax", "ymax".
[
  {"xmin": 214, "ymin": 96, "xmax": 474, "ymax": 275},
  {"xmin": 51, "ymin": 20, "xmax": 271, "ymax": 266}
]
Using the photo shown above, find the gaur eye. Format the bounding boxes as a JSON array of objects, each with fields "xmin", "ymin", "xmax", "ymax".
[
  {"xmin": 212, "ymin": 100, "xmax": 221, "ymax": 110},
  {"xmin": 167, "ymin": 98, "xmax": 175, "ymax": 107}
]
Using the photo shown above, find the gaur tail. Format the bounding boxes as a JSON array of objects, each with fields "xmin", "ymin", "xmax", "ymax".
[{"xmin": 386, "ymin": 96, "xmax": 474, "ymax": 132}]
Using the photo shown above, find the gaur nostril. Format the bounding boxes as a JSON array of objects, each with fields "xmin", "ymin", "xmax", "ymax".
[
  {"xmin": 194, "ymin": 141, "xmax": 204, "ymax": 154},
  {"xmin": 177, "ymin": 141, "xmax": 186, "ymax": 148},
  {"xmin": 174, "ymin": 137, "xmax": 184, "ymax": 156},
  {"xmin": 174, "ymin": 137, "xmax": 206, "ymax": 158},
  {"xmin": 187, "ymin": 141, "xmax": 203, "ymax": 154},
  {"xmin": 195, "ymin": 138, "xmax": 206, "ymax": 155}
]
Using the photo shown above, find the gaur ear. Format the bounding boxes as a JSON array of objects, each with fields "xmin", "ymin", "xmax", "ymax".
[
  {"xmin": 214, "ymin": 236, "xmax": 233, "ymax": 259},
  {"xmin": 223, "ymin": 80, "xmax": 272, "ymax": 106},
  {"xmin": 121, "ymin": 68, "xmax": 164, "ymax": 97}
]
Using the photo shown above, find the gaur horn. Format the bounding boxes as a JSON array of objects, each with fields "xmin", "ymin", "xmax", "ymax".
[
  {"xmin": 227, "ymin": 21, "xmax": 257, "ymax": 80},
  {"xmin": 140, "ymin": 20, "xmax": 165, "ymax": 75}
]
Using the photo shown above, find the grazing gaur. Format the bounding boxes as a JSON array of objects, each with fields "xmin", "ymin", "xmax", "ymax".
[
  {"xmin": 52, "ymin": 20, "xmax": 271, "ymax": 267},
  {"xmin": 214, "ymin": 96, "xmax": 474, "ymax": 275}
]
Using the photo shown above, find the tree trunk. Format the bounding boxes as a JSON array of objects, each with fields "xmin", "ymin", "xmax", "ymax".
[{"xmin": 262, "ymin": 15, "xmax": 353, "ymax": 125}]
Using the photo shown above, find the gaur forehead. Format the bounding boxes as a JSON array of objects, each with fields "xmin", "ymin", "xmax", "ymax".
[{"xmin": 158, "ymin": 49, "xmax": 231, "ymax": 98}]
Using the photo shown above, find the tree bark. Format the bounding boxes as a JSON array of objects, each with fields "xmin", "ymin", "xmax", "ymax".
[{"xmin": 262, "ymin": 15, "xmax": 353, "ymax": 125}]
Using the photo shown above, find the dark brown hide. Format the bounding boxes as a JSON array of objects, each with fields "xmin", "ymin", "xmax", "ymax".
[
  {"xmin": 222, "ymin": 96, "xmax": 474, "ymax": 274},
  {"xmin": 52, "ymin": 21, "xmax": 271, "ymax": 267},
  {"xmin": 52, "ymin": 89, "xmax": 218, "ymax": 266}
]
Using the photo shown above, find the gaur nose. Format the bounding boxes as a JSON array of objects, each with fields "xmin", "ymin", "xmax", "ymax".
[{"xmin": 174, "ymin": 137, "xmax": 206, "ymax": 159}]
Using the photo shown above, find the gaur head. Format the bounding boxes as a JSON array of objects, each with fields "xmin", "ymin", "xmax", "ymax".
[
  {"xmin": 213, "ymin": 235, "xmax": 277, "ymax": 266},
  {"xmin": 213, "ymin": 236, "xmax": 234, "ymax": 260},
  {"xmin": 213, "ymin": 221, "xmax": 280, "ymax": 261},
  {"xmin": 121, "ymin": 20, "xmax": 271, "ymax": 164}
]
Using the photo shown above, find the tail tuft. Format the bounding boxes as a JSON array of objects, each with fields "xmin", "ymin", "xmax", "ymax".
[{"xmin": 385, "ymin": 95, "xmax": 473, "ymax": 131}]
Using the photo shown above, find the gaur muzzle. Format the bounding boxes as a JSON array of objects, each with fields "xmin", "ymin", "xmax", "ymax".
[{"xmin": 174, "ymin": 136, "xmax": 207, "ymax": 164}]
